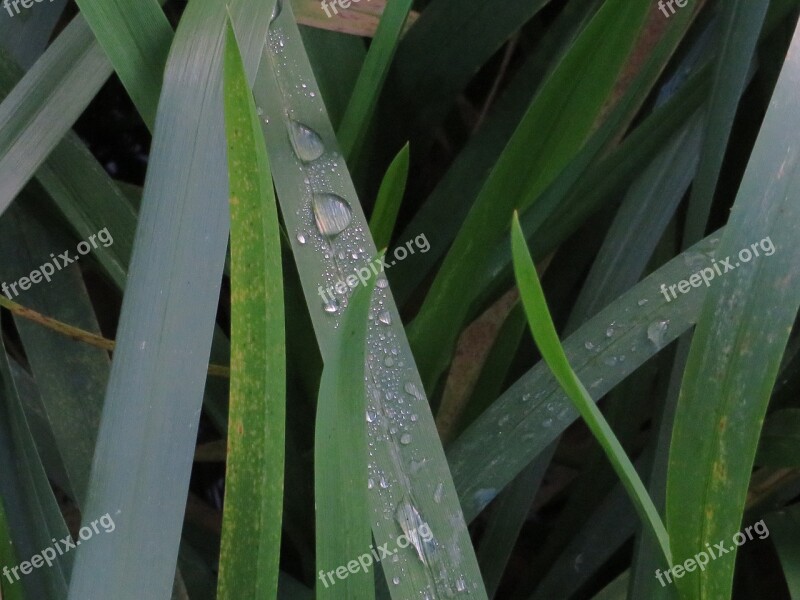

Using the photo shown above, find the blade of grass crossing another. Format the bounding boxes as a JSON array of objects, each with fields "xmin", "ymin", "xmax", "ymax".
[
  {"xmin": 217, "ymin": 22, "xmax": 285, "ymax": 600},
  {"xmin": 510, "ymin": 212, "xmax": 671, "ymax": 564},
  {"xmin": 315, "ymin": 267, "xmax": 377, "ymax": 600},
  {"xmin": 369, "ymin": 142, "xmax": 409, "ymax": 249},
  {"xmin": 666, "ymin": 16, "xmax": 800, "ymax": 598}
]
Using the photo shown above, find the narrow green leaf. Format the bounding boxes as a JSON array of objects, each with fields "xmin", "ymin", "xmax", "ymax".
[
  {"xmin": 337, "ymin": 0, "xmax": 413, "ymax": 160},
  {"xmin": 369, "ymin": 142, "xmax": 409, "ymax": 249},
  {"xmin": 510, "ymin": 212, "xmax": 671, "ymax": 564},
  {"xmin": 72, "ymin": 0, "xmax": 172, "ymax": 129},
  {"xmin": 217, "ymin": 20, "xmax": 285, "ymax": 599},
  {"xmin": 0, "ymin": 496, "xmax": 23, "ymax": 600},
  {"xmin": 666, "ymin": 16, "xmax": 800, "ymax": 598},
  {"xmin": 315, "ymin": 265, "xmax": 377, "ymax": 600}
]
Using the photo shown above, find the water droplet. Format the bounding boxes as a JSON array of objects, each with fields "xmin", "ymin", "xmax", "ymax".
[
  {"xmin": 606, "ymin": 325, "xmax": 615, "ymax": 338},
  {"xmin": 367, "ymin": 478, "xmax": 374, "ymax": 489},
  {"xmin": 392, "ymin": 576, "xmax": 400, "ymax": 585},
  {"xmin": 385, "ymin": 356, "xmax": 395, "ymax": 367},
  {"xmin": 377, "ymin": 277, "xmax": 389, "ymax": 289},
  {"xmin": 378, "ymin": 311, "xmax": 392, "ymax": 325},
  {"xmin": 433, "ymin": 483, "xmax": 444, "ymax": 503},
  {"xmin": 322, "ymin": 296, "xmax": 339, "ymax": 314},
  {"xmin": 287, "ymin": 120, "xmax": 324, "ymax": 162},
  {"xmin": 312, "ymin": 193, "xmax": 352, "ymax": 237},
  {"xmin": 366, "ymin": 409, "xmax": 377, "ymax": 423},
  {"xmin": 638, "ymin": 298, "xmax": 648, "ymax": 306},
  {"xmin": 455, "ymin": 577, "xmax": 467, "ymax": 592},
  {"xmin": 647, "ymin": 319, "xmax": 670, "ymax": 346},
  {"xmin": 584, "ymin": 341, "xmax": 595, "ymax": 351},
  {"xmin": 379, "ymin": 476, "xmax": 389, "ymax": 489},
  {"xmin": 296, "ymin": 232, "xmax": 306, "ymax": 244},
  {"xmin": 400, "ymin": 433, "xmax": 412, "ymax": 445},
  {"xmin": 603, "ymin": 355, "xmax": 618, "ymax": 367},
  {"xmin": 270, "ymin": 0, "xmax": 282, "ymax": 22}
]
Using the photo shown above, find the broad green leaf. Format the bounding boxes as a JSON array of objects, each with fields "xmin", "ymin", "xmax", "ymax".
[
  {"xmin": 666, "ymin": 16, "xmax": 800, "ymax": 598},
  {"xmin": 510, "ymin": 212, "xmax": 670, "ymax": 563},
  {"xmin": 315, "ymin": 267, "xmax": 377, "ymax": 600},
  {"xmin": 66, "ymin": 2, "xmax": 275, "ymax": 598},
  {"xmin": 257, "ymin": 2, "xmax": 487, "ymax": 597},
  {"xmin": 217, "ymin": 20, "xmax": 285, "ymax": 599},
  {"xmin": 369, "ymin": 142, "xmax": 409, "ymax": 249}
]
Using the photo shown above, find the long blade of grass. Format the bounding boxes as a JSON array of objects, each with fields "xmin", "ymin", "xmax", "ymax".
[
  {"xmin": 66, "ymin": 2, "xmax": 274, "ymax": 598},
  {"xmin": 216, "ymin": 20, "xmax": 285, "ymax": 599},
  {"xmin": 336, "ymin": 0, "xmax": 413, "ymax": 160},
  {"xmin": 72, "ymin": 0, "xmax": 172, "ymax": 129},
  {"xmin": 369, "ymin": 142, "xmax": 409, "ymax": 249},
  {"xmin": 257, "ymin": 3, "xmax": 487, "ymax": 597},
  {"xmin": 666, "ymin": 16, "xmax": 800, "ymax": 598},
  {"xmin": 315, "ymin": 267, "xmax": 377, "ymax": 600},
  {"xmin": 510, "ymin": 212, "xmax": 671, "ymax": 564}
]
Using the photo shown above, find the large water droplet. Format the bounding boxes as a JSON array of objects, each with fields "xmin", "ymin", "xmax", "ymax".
[
  {"xmin": 378, "ymin": 311, "xmax": 392, "ymax": 325},
  {"xmin": 392, "ymin": 576, "xmax": 400, "ymax": 585},
  {"xmin": 647, "ymin": 319, "xmax": 670, "ymax": 346},
  {"xmin": 455, "ymin": 577, "xmax": 467, "ymax": 592},
  {"xmin": 312, "ymin": 193, "xmax": 352, "ymax": 237},
  {"xmin": 288, "ymin": 120, "xmax": 324, "ymax": 162},
  {"xmin": 400, "ymin": 433, "xmax": 412, "ymax": 445},
  {"xmin": 322, "ymin": 296, "xmax": 339, "ymax": 314},
  {"xmin": 296, "ymin": 232, "xmax": 307, "ymax": 245}
]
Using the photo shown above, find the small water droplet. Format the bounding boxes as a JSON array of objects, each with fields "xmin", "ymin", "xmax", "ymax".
[
  {"xmin": 379, "ymin": 476, "xmax": 389, "ymax": 489},
  {"xmin": 378, "ymin": 311, "xmax": 392, "ymax": 325},
  {"xmin": 385, "ymin": 356, "xmax": 395, "ymax": 367},
  {"xmin": 287, "ymin": 120, "xmax": 324, "ymax": 162},
  {"xmin": 606, "ymin": 325, "xmax": 615, "ymax": 337},
  {"xmin": 377, "ymin": 277, "xmax": 389, "ymax": 289},
  {"xmin": 400, "ymin": 433, "xmax": 412, "ymax": 445},
  {"xmin": 366, "ymin": 409, "xmax": 377, "ymax": 423},
  {"xmin": 638, "ymin": 298, "xmax": 648, "ymax": 306},
  {"xmin": 367, "ymin": 478, "xmax": 374, "ymax": 489},
  {"xmin": 296, "ymin": 232, "xmax": 306, "ymax": 244},
  {"xmin": 392, "ymin": 576, "xmax": 400, "ymax": 585},
  {"xmin": 647, "ymin": 319, "xmax": 670, "ymax": 346},
  {"xmin": 312, "ymin": 193, "xmax": 352, "ymax": 237},
  {"xmin": 455, "ymin": 577, "xmax": 467, "ymax": 592},
  {"xmin": 584, "ymin": 341, "xmax": 594, "ymax": 351}
]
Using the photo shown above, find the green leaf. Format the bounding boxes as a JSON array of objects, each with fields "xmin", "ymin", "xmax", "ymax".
[
  {"xmin": 666, "ymin": 16, "xmax": 800, "ymax": 598},
  {"xmin": 510, "ymin": 212, "xmax": 671, "ymax": 564},
  {"xmin": 72, "ymin": 0, "xmax": 172, "ymax": 129},
  {"xmin": 315, "ymin": 264, "xmax": 377, "ymax": 600},
  {"xmin": 66, "ymin": 2, "xmax": 275, "ymax": 598},
  {"xmin": 217, "ymin": 20, "xmax": 285, "ymax": 599},
  {"xmin": 369, "ymin": 142, "xmax": 409, "ymax": 249},
  {"xmin": 256, "ymin": 3, "xmax": 487, "ymax": 596},
  {"xmin": 336, "ymin": 0, "xmax": 413, "ymax": 160},
  {"xmin": 766, "ymin": 505, "xmax": 800, "ymax": 598},
  {"xmin": 408, "ymin": 0, "xmax": 654, "ymax": 390}
]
